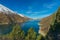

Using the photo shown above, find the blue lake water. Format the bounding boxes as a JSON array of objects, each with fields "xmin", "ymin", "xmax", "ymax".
[
  {"xmin": 0, "ymin": 20, "xmax": 40, "ymax": 34},
  {"xmin": 0, "ymin": 24, "xmax": 13, "ymax": 34},
  {"xmin": 21, "ymin": 20, "xmax": 40, "ymax": 33}
]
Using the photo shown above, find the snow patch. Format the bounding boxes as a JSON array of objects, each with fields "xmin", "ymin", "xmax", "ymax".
[
  {"xmin": 0, "ymin": 4, "xmax": 25, "ymax": 17},
  {"xmin": 0, "ymin": 4, "xmax": 14, "ymax": 13},
  {"xmin": 18, "ymin": 14, "xmax": 24, "ymax": 17}
]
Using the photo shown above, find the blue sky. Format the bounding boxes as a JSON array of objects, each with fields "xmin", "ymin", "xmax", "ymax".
[{"xmin": 0, "ymin": 0, "xmax": 60, "ymax": 19}]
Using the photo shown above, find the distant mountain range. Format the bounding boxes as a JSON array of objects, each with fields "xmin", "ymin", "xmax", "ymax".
[
  {"xmin": 0, "ymin": 4, "xmax": 30, "ymax": 25},
  {"xmin": 39, "ymin": 7, "xmax": 60, "ymax": 40}
]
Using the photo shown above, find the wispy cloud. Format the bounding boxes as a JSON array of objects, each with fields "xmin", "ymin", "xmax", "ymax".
[
  {"xmin": 34, "ymin": 10, "xmax": 48, "ymax": 14},
  {"xmin": 26, "ymin": 10, "xmax": 48, "ymax": 14},
  {"xmin": 30, "ymin": 12, "xmax": 52, "ymax": 19},
  {"xmin": 26, "ymin": 10, "xmax": 32, "ymax": 14},
  {"xmin": 43, "ymin": 2, "xmax": 57, "ymax": 9},
  {"xmin": 25, "ymin": 10, "xmax": 48, "ymax": 17},
  {"xmin": 40, "ymin": 13, "xmax": 52, "ymax": 18}
]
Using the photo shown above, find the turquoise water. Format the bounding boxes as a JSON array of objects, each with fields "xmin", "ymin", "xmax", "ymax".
[
  {"xmin": 21, "ymin": 20, "xmax": 40, "ymax": 33},
  {"xmin": 0, "ymin": 20, "xmax": 40, "ymax": 34},
  {"xmin": 0, "ymin": 24, "xmax": 13, "ymax": 34}
]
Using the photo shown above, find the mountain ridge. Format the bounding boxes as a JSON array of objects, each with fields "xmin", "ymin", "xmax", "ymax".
[
  {"xmin": 0, "ymin": 4, "xmax": 30, "ymax": 24},
  {"xmin": 39, "ymin": 7, "xmax": 60, "ymax": 40},
  {"xmin": 39, "ymin": 7, "xmax": 60, "ymax": 36}
]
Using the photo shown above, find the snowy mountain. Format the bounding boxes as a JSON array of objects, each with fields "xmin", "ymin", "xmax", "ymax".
[
  {"xmin": 0, "ymin": 4, "xmax": 25, "ymax": 17},
  {"xmin": 0, "ymin": 4, "xmax": 29, "ymax": 24},
  {"xmin": 0, "ymin": 4, "xmax": 14, "ymax": 13}
]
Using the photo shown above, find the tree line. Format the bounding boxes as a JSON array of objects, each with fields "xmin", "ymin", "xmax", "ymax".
[{"xmin": 0, "ymin": 24, "xmax": 44, "ymax": 40}]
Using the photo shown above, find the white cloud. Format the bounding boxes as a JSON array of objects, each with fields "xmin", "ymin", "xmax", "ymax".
[
  {"xmin": 26, "ymin": 10, "xmax": 32, "ymax": 14},
  {"xmin": 26, "ymin": 10, "xmax": 48, "ymax": 14},
  {"xmin": 34, "ymin": 10, "xmax": 48, "ymax": 14},
  {"xmin": 40, "ymin": 13, "xmax": 52, "ymax": 18},
  {"xmin": 26, "ymin": 6, "xmax": 33, "ymax": 14},
  {"xmin": 25, "ymin": 10, "xmax": 48, "ymax": 17},
  {"xmin": 43, "ymin": 2, "xmax": 57, "ymax": 9},
  {"xmin": 33, "ymin": 13, "xmax": 52, "ymax": 19},
  {"xmin": 30, "ymin": 13, "xmax": 52, "ymax": 19}
]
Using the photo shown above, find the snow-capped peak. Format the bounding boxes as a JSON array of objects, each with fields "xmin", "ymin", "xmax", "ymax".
[
  {"xmin": 0, "ymin": 4, "xmax": 25, "ymax": 17},
  {"xmin": 18, "ymin": 13, "xmax": 24, "ymax": 17},
  {"xmin": 0, "ymin": 4, "xmax": 14, "ymax": 13},
  {"xmin": 15, "ymin": 11, "xmax": 25, "ymax": 17}
]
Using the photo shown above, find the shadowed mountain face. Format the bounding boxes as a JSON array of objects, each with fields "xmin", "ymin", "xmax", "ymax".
[
  {"xmin": 46, "ymin": 8, "xmax": 60, "ymax": 40},
  {"xmin": 39, "ymin": 12, "xmax": 56, "ymax": 36},
  {"xmin": 39, "ymin": 7, "xmax": 60, "ymax": 40}
]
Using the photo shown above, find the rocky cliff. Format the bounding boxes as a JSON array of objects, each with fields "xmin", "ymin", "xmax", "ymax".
[
  {"xmin": 39, "ymin": 7, "xmax": 60, "ymax": 40},
  {"xmin": 0, "ymin": 4, "xmax": 30, "ymax": 25},
  {"xmin": 0, "ymin": 12, "xmax": 30, "ymax": 25}
]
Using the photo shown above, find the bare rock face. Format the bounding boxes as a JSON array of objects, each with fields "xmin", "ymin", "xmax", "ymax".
[
  {"xmin": 39, "ymin": 13, "xmax": 56, "ymax": 36},
  {"xmin": 0, "ymin": 4, "xmax": 30, "ymax": 35},
  {"xmin": 39, "ymin": 7, "xmax": 60, "ymax": 40},
  {"xmin": 0, "ymin": 12, "xmax": 29, "ymax": 24},
  {"xmin": 0, "ymin": 4, "xmax": 30, "ymax": 25},
  {"xmin": 0, "ymin": 12, "xmax": 10, "ymax": 24},
  {"xmin": 46, "ymin": 7, "xmax": 60, "ymax": 40}
]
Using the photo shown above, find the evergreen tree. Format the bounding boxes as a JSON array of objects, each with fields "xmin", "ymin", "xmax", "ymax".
[
  {"xmin": 36, "ymin": 34, "xmax": 45, "ymax": 40},
  {"xmin": 25, "ymin": 27, "xmax": 37, "ymax": 40},
  {"xmin": 36, "ymin": 34, "xmax": 42, "ymax": 40},
  {"xmin": 9, "ymin": 24, "xmax": 25, "ymax": 40}
]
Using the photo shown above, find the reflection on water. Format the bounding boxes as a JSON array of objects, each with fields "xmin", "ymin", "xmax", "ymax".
[
  {"xmin": 0, "ymin": 20, "xmax": 40, "ymax": 34},
  {"xmin": 0, "ymin": 24, "xmax": 14, "ymax": 34},
  {"xmin": 21, "ymin": 20, "xmax": 40, "ymax": 33}
]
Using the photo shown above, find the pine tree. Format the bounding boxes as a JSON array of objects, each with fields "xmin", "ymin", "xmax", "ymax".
[
  {"xmin": 36, "ymin": 34, "xmax": 42, "ymax": 40},
  {"xmin": 25, "ymin": 27, "xmax": 37, "ymax": 40},
  {"xmin": 9, "ymin": 24, "xmax": 25, "ymax": 40},
  {"xmin": 36, "ymin": 34, "xmax": 45, "ymax": 40}
]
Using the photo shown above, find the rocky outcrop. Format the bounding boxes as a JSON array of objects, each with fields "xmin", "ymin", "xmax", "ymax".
[
  {"xmin": 46, "ymin": 7, "xmax": 60, "ymax": 40},
  {"xmin": 39, "ymin": 7, "xmax": 60, "ymax": 40},
  {"xmin": 0, "ymin": 12, "xmax": 30, "ymax": 25},
  {"xmin": 39, "ymin": 13, "xmax": 56, "ymax": 36},
  {"xmin": 0, "ymin": 4, "xmax": 30, "ymax": 25}
]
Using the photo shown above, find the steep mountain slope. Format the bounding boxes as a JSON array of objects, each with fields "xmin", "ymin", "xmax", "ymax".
[
  {"xmin": 46, "ymin": 7, "xmax": 60, "ymax": 40},
  {"xmin": 39, "ymin": 7, "xmax": 60, "ymax": 40},
  {"xmin": 0, "ymin": 4, "xmax": 30, "ymax": 24},
  {"xmin": 39, "ymin": 12, "xmax": 56, "ymax": 36}
]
